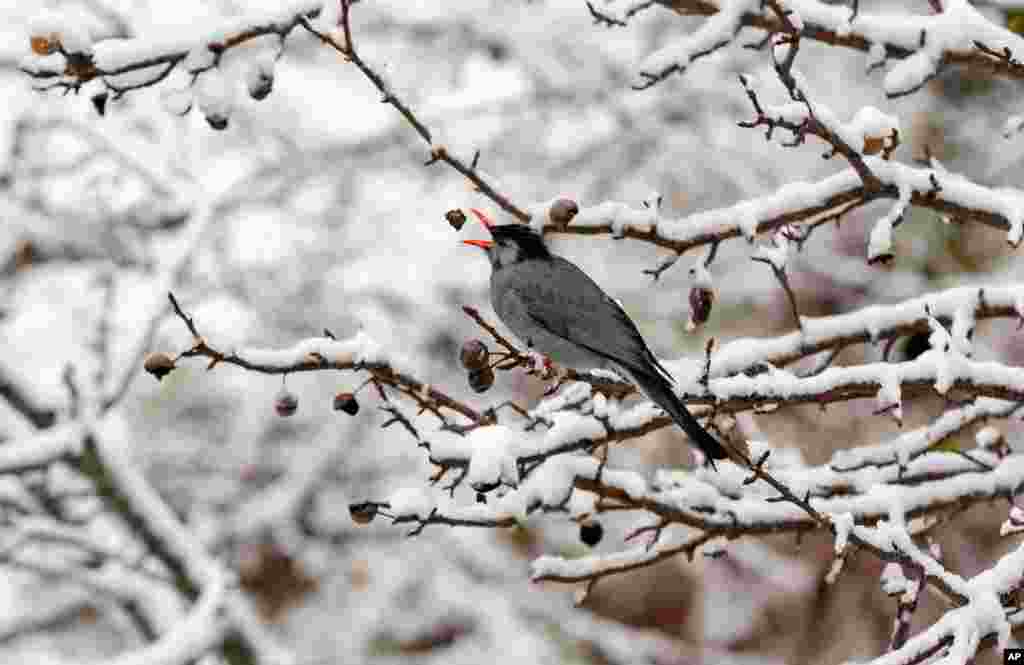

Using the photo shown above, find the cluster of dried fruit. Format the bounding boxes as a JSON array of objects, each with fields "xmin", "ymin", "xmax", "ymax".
[
  {"xmin": 445, "ymin": 198, "xmax": 578, "ymax": 233},
  {"xmin": 144, "ymin": 352, "xmax": 361, "ymax": 418},
  {"xmin": 459, "ymin": 338, "xmax": 493, "ymax": 393},
  {"xmin": 273, "ymin": 387, "xmax": 360, "ymax": 418}
]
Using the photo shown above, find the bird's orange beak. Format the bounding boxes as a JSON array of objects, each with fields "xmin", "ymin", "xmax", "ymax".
[
  {"xmin": 470, "ymin": 208, "xmax": 495, "ymax": 230},
  {"xmin": 461, "ymin": 208, "xmax": 495, "ymax": 249}
]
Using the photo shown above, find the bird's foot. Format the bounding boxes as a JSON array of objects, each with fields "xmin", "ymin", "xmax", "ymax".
[
  {"xmin": 524, "ymin": 350, "xmax": 555, "ymax": 380},
  {"xmin": 542, "ymin": 381, "xmax": 562, "ymax": 397}
]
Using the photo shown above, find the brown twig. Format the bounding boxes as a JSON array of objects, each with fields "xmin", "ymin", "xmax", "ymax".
[
  {"xmin": 297, "ymin": 2, "xmax": 531, "ymax": 222},
  {"xmin": 751, "ymin": 253, "xmax": 803, "ymax": 333},
  {"xmin": 167, "ymin": 291, "xmax": 484, "ymax": 424},
  {"xmin": 542, "ymin": 176, "xmax": 1018, "ymax": 257},
  {"xmin": 737, "ymin": 73, "xmax": 884, "ymax": 193},
  {"xmin": 461, "ymin": 305, "xmax": 637, "ymax": 398},
  {"xmin": 20, "ymin": 8, "xmax": 319, "ymax": 96},
  {"xmin": 606, "ymin": 1, "xmax": 1024, "ymax": 87}
]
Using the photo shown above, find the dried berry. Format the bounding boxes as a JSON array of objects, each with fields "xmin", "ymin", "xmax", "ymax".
[
  {"xmin": 274, "ymin": 387, "xmax": 298, "ymax": 417},
  {"xmin": 91, "ymin": 92, "xmax": 108, "ymax": 117},
  {"xmin": 862, "ymin": 136, "xmax": 885, "ymax": 155},
  {"xmin": 467, "ymin": 366, "xmax": 495, "ymax": 394},
  {"xmin": 689, "ymin": 286, "xmax": 715, "ymax": 326},
  {"xmin": 248, "ymin": 73, "xmax": 273, "ymax": 101},
  {"xmin": 446, "ymin": 209, "xmax": 467, "ymax": 231},
  {"xmin": 333, "ymin": 391, "xmax": 359, "ymax": 415},
  {"xmin": 349, "ymin": 502, "xmax": 377, "ymax": 525},
  {"xmin": 205, "ymin": 114, "xmax": 229, "ymax": 131},
  {"xmin": 549, "ymin": 198, "xmax": 579, "ymax": 228},
  {"xmin": 143, "ymin": 352, "xmax": 176, "ymax": 381},
  {"xmin": 459, "ymin": 339, "xmax": 489, "ymax": 371},
  {"xmin": 14, "ymin": 239, "xmax": 34, "ymax": 271},
  {"xmin": 579, "ymin": 520, "xmax": 603, "ymax": 547},
  {"xmin": 30, "ymin": 35, "xmax": 59, "ymax": 55}
]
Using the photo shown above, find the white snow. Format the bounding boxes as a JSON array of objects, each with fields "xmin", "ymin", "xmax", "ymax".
[
  {"xmin": 466, "ymin": 425, "xmax": 522, "ymax": 490},
  {"xmin": 388, "ymin": 487, "xmax": 437, "ymax": 519},
  {"xmin": 28, "ymin": 10, "xmax": 93, "ymax": 55},
  {"xmin": 196, "ymin": 69, "xmax": 235, "ymax": 122}
]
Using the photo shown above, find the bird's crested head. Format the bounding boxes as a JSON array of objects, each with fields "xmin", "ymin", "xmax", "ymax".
[
  {"xmin": 462, "ymin": 213, "xmax": 552, "ymax": 270},
  {"xmin": 489, "ymin": 224, "xmax": 551, "ymax": 264}
]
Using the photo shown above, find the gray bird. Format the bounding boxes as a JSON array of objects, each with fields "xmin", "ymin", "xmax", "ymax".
[{"xmin": 462, "ymin": 211, "xmax": 728, "ymax": 467}]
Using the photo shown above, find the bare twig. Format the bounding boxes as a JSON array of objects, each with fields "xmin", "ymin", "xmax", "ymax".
[
  {"xmin": 297, "ymin": 2, "xmax": 531, "ymax": 222},
  {"xmin": 168, "ymin": 291, "xmax": 483, "ymax": 424},
  {"xmin": 461, "ymin": 305, "xmax": 637, "ymax": 398}
]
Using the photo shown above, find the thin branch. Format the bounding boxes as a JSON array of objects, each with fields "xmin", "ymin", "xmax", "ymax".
[
  {"xmin": 462, "ymin": 306, "xmax": 636, "ymax": 398},
  {"xmin": 751, "ymin": 254, "xmax": 803, "ymax": 332},
  {"xmin": 297, "ymin": 3, "xmax": 531, "ymax": 222},
  {"xmin": 168, "ymin": 291, "xmax": 484, "ymax": 424},
  {"xmin": 0, "ymin": 367, "xmax": 56, "ymax": 429},
  {"xmin": 608, "ymin": 0, "xmax": 1024, "ymax": 88}
]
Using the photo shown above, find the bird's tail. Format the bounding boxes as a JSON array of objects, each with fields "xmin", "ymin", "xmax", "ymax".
[{"xmin": 631, "ymin": 369, "xmax": 729, "ymax": 467}]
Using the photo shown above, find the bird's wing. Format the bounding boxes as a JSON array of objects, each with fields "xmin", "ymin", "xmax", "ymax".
[{"xmin": 506, "ymin": 256, "xmax": 674, "ymax": 382}]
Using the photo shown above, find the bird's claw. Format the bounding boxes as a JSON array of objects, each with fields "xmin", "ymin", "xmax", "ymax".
[
  {"xmin": 542, "ymin": 381, "xmax": 562, "ymax": 397},
  {"xmin": 524, "ymin": 350, "xmax": 555, "ymax": 380}
]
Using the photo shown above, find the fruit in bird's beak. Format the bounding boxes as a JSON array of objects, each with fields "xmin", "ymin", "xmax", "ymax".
[
  {"xmin": 462, "ymin": 239, "xmax": 493, "ymax": 249},
  {"xmin": 446, "ymin": 209, "xmax": 467, "ymax": 230}
]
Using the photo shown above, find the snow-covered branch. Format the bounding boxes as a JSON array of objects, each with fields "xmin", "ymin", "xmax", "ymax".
[
  {"xmin": 0, "ymin": 367, "xmax": 57, "ymax": 430},
  {"xmin": 706, "ymin": 285, "xmax": 1022, "ymax": 376},
  {"xmin": 18, "ymin": 0, "xmax": 534, "ymax": 223},
  {"xmin": 546, "ymin": 157, "xmax": 1024, "ymax": 259},
  {"xmin": 590, "ymin": 0, "xmax": 1024, "ymax": 96},
  {"xmin": 0, "ymin": 424, "xmax": 81, "ymax": 475},
  {"xmin": 76, "ymin": 432, "xmax": 293, "ymax": 665},
  {"xmin": 19, "ymin": 2, "xmax": 321, "ymax": 95},
  {"xmin": 106, "ymin": 571, "xmax": 229, "ymax": 665},
  {"xmin": 375, "ymin": 427, "xmax": 1024, "ymax": 607},
  {"xmin": 13, "ymin": 1, "xmax": 1024, "ymax": 661},
  {"xmin": 297, "ymin": 0, "xmax": 531, "ymax": 222},
  {"xmin": 166, "ymin": 291, "xmax": 485, "ymax": 426},
  {"xmin": 678, "ymin": 352, "xmax": 1024, "ymax": 412}
]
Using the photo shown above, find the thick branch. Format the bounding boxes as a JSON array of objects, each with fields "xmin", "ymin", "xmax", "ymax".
[
  {"xmin": 599, "ymin": 0, "xmax": 1024, "ymax": 89},
  {"xmin": 548, "ymin": 160, "xmax": 1023, "ymax": 254}
]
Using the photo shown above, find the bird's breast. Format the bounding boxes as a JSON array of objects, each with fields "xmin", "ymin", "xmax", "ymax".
[{"xmin": 490, "ymin": 271, "xmax": 606, "ymax": 370}]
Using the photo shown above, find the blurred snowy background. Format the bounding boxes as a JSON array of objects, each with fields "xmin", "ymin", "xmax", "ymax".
[{"xmin": 2, "ymin": 0, "xmax": 1024, "ymax": 663}]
